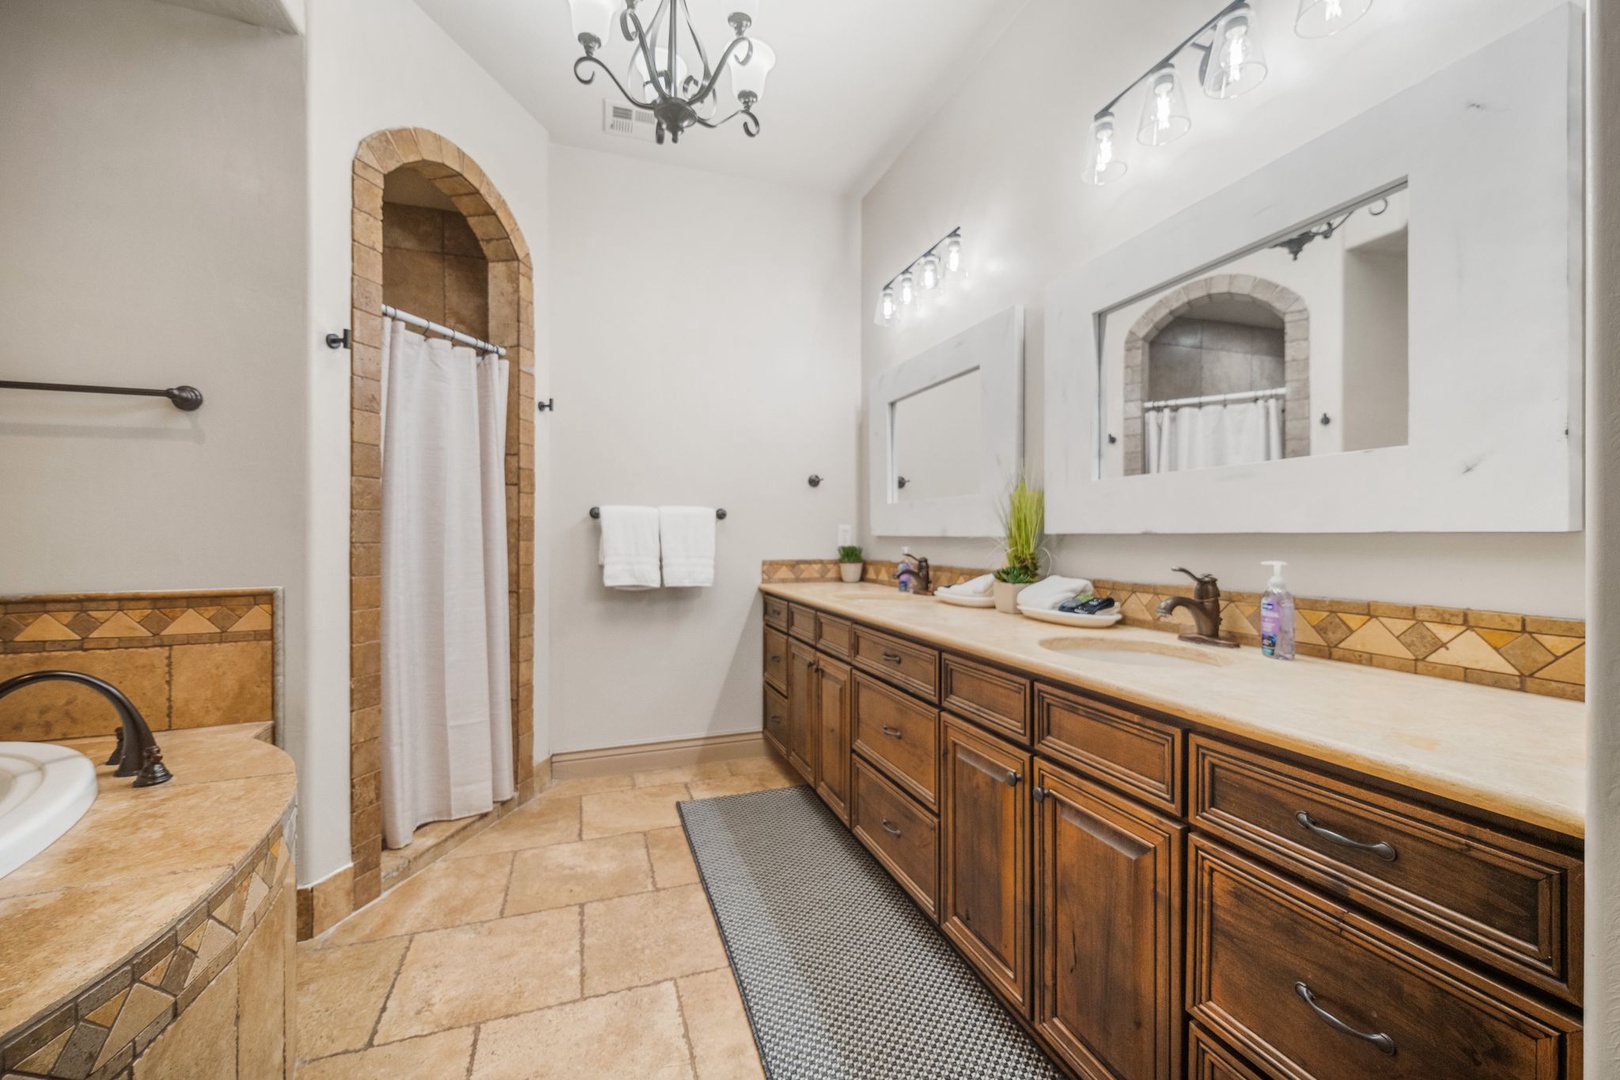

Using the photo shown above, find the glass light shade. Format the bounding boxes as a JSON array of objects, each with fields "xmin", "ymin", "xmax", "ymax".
[
  {"xmin": 1138, "ymin": 66, "xmax": 1192, "ymax": 146},
  {"xmin": 567, "ymin": 0, "xmax": 615, "ymax": 47},
  {"xmin": 897, "ymin": 271, "xmax": 916, "ymax": 306},
  {"xmin": 1081, "ymin": 113, "xmax": 1127, "ymax": 187},
  {"xmin": 629, "ymin": 49, "xmax": 690, "ymax": 102},
  {"xmin": 1203, "ymin": 5, "xmax": 1268, "ymax": 99},
  {"xmin": 731, "ymin": 39, "xmax": 775, "ymax": 104},
  {"xmin": 878, "ymin": 287, "xmax": 897, "ymax": 326},
  {"xmin": 944, "ymin": 235, "xmax": 963, "ymax": 274},
  {"xmin": 1295, "ymin": 0, "xmax": 1372, "ymax": 38},
  {"xmin": 918, "ymin": 255, "xmax": 942, "ymax": 291}
]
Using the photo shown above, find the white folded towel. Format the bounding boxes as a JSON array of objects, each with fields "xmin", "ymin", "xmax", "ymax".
[
  {"xmin": 1015, "ymin": 576, "xmax": 1094, "ymax": 611},
  {"xmin": 658, "ymin": 506, "xmax": 716, "ymax": 588},
  {"xmin": 937, "ymin": 574, "xmax": 996, "ymax": 598},
  {"xmin": 598, "ymin": 506, "xmax": 661, "ymax": 589}
]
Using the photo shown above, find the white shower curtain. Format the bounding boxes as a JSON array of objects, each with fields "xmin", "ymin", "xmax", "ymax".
[
  {"xmin": 379, "ymin": 318, "xmax": 514, "ymax": 850},
  {"xmin": 1145, "ymin": 396, "xmax": 1284, "ymax": 474}
]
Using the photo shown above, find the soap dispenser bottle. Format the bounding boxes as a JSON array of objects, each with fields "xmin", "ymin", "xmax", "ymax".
[{"xmin": 1259, "ymin": 561, "xmax": 1296, "ymax": 660}]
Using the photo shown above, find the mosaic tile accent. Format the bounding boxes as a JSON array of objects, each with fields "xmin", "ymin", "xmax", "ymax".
[
  {"xmin": 0, "ymin": 820, "xmax": 291, "ymax": 1080},
  {"xmin": 760, "ymin": 562, "xmax": 1585, "ymax": 701},
  {"xmin": 0, "ymin": 591, "xmax": 273, "ymax": 652}
]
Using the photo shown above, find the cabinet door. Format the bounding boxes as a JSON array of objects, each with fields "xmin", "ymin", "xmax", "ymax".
[
  {"xmin": 814, "ymin": 657, "xmax": 853, "ymax": 823},
  {"xmin": 786, "ymin": 640, "xmax": 818, "ymax": 784},
  {"xmin": 762, "ymin": 682, "xmax": 788, "ymax": 758},
  {"xmin": 1033, "ymin": 760, "xmax": 1183, "ymax": 1080},
  {"xmin": 940, "ymin": 714, "xmax": 1032, "ymax": 1016}
]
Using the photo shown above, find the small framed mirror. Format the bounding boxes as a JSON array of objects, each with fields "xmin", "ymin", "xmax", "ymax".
[{"xmin": 868, "ymin": 306, "xmax": 1023, "ymax": 536}]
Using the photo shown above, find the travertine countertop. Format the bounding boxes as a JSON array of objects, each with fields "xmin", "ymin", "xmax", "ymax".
[
  {"xmin": 763, "ymin": 582, "xmax": 1586, "ymax": 840},
  {"xmin": 0, "ymin": 723, "xmax": 294, "ymax": 1040}
]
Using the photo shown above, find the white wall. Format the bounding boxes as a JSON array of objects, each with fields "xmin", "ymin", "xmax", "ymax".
[
  {"xmin": 859, "ymin": 0, "xmax": 1586, "ymax": 617},
  {"xmin": 548, "ymin": 146, "xmax": 860, "ymax": 754},
  {"xmin": 300, "ymin": 0, "xmax": 551, "ymax": 885}
]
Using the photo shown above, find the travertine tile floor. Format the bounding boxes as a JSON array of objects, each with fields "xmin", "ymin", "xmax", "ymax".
[{"xmin": 296, "ymin": 752, "xmax": 803, "ymax": 1079}]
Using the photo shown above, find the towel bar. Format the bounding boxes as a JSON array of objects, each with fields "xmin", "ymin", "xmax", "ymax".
[{"xmin": 591, "ymin": 507, "xmax": 727, "ymax": 520}]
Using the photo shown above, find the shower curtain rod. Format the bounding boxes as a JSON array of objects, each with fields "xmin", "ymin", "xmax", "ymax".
[
  {"xmin": 1143, "ymin": 386, "xmax": 1287, "ymax": 411},
  {"xmin": 384, "ymin": 305, "xmax": 507, "ymax": 357}
]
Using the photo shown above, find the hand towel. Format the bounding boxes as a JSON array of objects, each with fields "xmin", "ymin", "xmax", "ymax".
[
  {"xmin": 598, "ymin": 506, "xmax": 661, "ymax": 589},
  {"xmin": 659, "ymin": 506, "xmax": 716, "ymax": 588},
  {"xmin": 937, "ymin": 573, "xmax": 995, "ymax": 598},
  {"xmin": 1015, "ymin": 576, "xmax": 1094, "ymax": 611}
]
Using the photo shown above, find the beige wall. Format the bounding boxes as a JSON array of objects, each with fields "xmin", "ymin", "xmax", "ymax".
[
  {"xmin": 547, "ymin": 146, "xmax": 861, "ymax": 754},
  {"xmin": 858, "ymin": 0, "xmax": 1586, "ymax": 617}
]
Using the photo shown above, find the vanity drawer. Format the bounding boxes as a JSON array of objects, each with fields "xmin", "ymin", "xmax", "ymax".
[
  {"xmin": 1189, "ymin": 736, "xmax": 1581, "ymax": 1003},
  {"xmin": 763, "ymin": 594, "xmax": 788, "ymax": 630},
  {"xmin": 816, "ymin": 614, "xmax": 853, "ymax": 658},
  {"xmin": 763, "ymin": 626, "xmax": 788, "ymax": 692},
  {"xmin": 1188, "ymin": 837, "xmax": 1579, "ymax": 1080},
  {"xmin": 851, "ymin": 671, "xmax": 938, "ymax": 810},
  {"xmin": 762, "ymin": 682, "xmax": 788, "ymax": 757},
  {"xmin": 941, "ymin": 654, "xmax": 1031, "ymax": 744},
  {"xmin": 788, "ymin": 603, "xmax": 817, "ymax": 643},
  {"xmin": 852, "ymin": 754, "xmax": 938, "ymax": 919},
  {"xmin": 851, "ymin": 624, "xmax": 939, "ymax": 701},
  {"xmin": 1034, "ymin": 684, "xmax": 1182, "ymax": 815},
  {"xmin": 1187, "ymin": 1025, "xmax": 1265, "ymax": 1080}
]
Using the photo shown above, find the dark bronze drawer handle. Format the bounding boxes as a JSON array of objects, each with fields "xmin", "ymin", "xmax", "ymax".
[
  {"xmin": 881, "ymin": 725, "xmax": 904, "ymax": 739},
  {"xmin": 1295, "ymin": 811, "xmax": 1398, "ymax": 862},
  {"xmin": 880, "ymin": 819, "xmax": 902, "ymax": 837},
  {"xmin": 881, "ymin": 650, "xmax": 905, "ymax": 664},
  {"xmin": 1294, "ymin": 982, "xmax": 1395, "ymax": 1056}
]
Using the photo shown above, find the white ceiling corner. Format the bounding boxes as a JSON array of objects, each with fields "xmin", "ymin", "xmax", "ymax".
[
  {"xmin": 155, "ymin": 0, "xmax": 302, "ymax": 33},
  {"xmin": 409, "ymin": 0, "xmax": 1024, "ymax": 193}
]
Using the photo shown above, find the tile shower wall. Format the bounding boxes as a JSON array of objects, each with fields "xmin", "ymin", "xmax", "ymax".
[
  {"xmin": 0, "ymin": 591, "xmax": 275, "ymax": 741},
  {"xmin": 760, "ymin": 561, "xmax": 1585, "ymax": 701},
  {"xmin": 380, "ymin": 203, "xmax": 489, "ymax": 341}
]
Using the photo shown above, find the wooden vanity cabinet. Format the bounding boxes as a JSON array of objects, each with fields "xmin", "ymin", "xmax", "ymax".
[
  {"xmin": 786, "ymin": 639, "xmax": 819, "ymax": 784},
  {"xmin": 762, "ymin": 682, "xmax": 788, "ymax": 758},
  {"xmin": 1032, "ymin": 758, "xmax": 1183, "ymax": 1080},
  {"xmin": 813, "ymin": 656, "xmax": 853, "ymax": 824},
  {"xmin": 940, "ymin": 715, "xmax": 1032, "ymax": 1017}
]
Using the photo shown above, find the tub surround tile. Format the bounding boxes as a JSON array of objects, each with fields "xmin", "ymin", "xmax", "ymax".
[{"xmin": 761, "ymin": 580, "xmax": 1586, "ymax": 839}]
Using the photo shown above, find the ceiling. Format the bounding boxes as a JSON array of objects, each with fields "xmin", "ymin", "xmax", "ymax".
[
  {"xmin": 156, "ymin": 0, "xmax": 300, "ymax": 32},
  {"xmin": 410, "ymin": 0, "xmax": 1027, "ymax": 194}
]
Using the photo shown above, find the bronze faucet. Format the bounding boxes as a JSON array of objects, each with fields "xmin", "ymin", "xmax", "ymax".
[
  {"xmin": 899, "ymin": 551, "xmax": 933, "ymax": 596},
  {"xmin": 1157, "ymin": 568, "xmax": 1240, "ymax": 649},
  {"xmin": 0, "ymin": 671, "xmax": 173, "ymax": 786}
]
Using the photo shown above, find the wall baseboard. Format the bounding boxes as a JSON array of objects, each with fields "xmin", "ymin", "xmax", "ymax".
[{"xmin": 551, "ymin": 731, "xmax": 766, "ymax": 780}]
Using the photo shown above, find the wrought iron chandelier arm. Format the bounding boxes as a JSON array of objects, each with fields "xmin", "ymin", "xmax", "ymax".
[
  {"xmin": 620, "ymin": 5, "xmax": 673, "ymax": 102},
  {"xmin": 573, "ymin": 54, "xmax": 659, "ymax": 110},
  {"xmin": 678, "ymin": 0, "xmax": 716, "ymax": 90},
  {"xmin": 689, "ymin": 105, "xmax": 760, "ymax": 137},
  {"xmin": 686, "ymin": 34, "xmax": 754, "ymax": 108}
]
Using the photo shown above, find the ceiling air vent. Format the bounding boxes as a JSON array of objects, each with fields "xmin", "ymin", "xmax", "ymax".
[{"xmin": 603, "ymin": 100, "xmax": 657, "ymax": 142}]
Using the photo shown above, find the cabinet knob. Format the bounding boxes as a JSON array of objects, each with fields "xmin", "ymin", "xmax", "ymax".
[
  {"xmin": 1032, "ymin": 786, "xmax": 1048, "ymax": 803},
  {"xmin": 1004, "ymin": 770, "xmax": 1022, "ymax": 787}
]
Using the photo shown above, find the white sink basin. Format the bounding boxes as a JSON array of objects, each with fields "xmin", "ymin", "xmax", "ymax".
[
  {"xmin": 0, "ymin": 743, "xmax": 98, "ymax": 879},
  {"xmin": 1039, "ymin": 637, "xmax": 1233, "ymax": 670}
]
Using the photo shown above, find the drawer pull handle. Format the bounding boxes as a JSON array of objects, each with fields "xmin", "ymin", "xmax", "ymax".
[
  {"xmin": 1294, "ymin": 982, "xmax": 1396, "ymax": 1056},
  {"xmin": 881, "ymin": 651, "xmax": 905, "ymax": 664},
  {"xmin": 770, "ymin": 655, "xmax": 781, "ymax": 662},
  {"xmin": 880, "ymin": 819, "xmax": 902, "ymax": 837},
  {"xmin": 881, "ymin": 725, "xmax": 904, "ymax": 739},
  {"xmin": 1295, "ymin": 811, "xmax": 1398, "ymax": 862}
]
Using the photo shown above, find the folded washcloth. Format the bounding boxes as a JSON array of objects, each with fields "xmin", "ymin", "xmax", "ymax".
[
  {"xmin": 937, "ymin": 574, "xmax": 996, "ymax": 598},
  {"xmin": 658, "ymin": 506, "xmax": 716, "ymax": 588},
  {"xmin": 1015, "ymin": 576, "xmax": 1094, "ymax": 611},
  {"xmin": 597, "ymin": 506, "xmax": 661, "ymax": 589}
]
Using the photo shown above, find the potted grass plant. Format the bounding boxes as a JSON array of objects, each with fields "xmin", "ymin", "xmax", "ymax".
[
  {"xmin": 837, "ymin": 545, "xmax": 865, "ymax": 584},
  {"xmin": 993, "ymin": 480, "xmax": 1045, "ymax": 614}
]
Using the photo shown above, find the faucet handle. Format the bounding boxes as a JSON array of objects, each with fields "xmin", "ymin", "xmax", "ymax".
[{"xmin": 1171, "ymin": 566, "xmax": 1220, "ymax": 597}]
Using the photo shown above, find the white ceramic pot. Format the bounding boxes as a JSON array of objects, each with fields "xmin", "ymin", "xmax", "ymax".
[
  {"xmin": 839, "ymin": 562, "xmax": 864, "ymax": 583},
  {"xmin": 992, "ymin": 579, "xmax": 1035, "ymax": 614}
]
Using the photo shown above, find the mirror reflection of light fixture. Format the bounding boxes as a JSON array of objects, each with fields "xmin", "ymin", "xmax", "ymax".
[
  {"xmin": 1082, "ymin": 113, "xmax": 1127, "ymax": 187},
  {"xmin": 919, "ymin": 254, "xmax": 942, "ymax": 291},
  {"xmin": 1202, "ymin": 4, "xmax": 1268, "ymax": 99},
  {"xmin": 878, "ymin": 286, "xmax": 897, "ymax": 326},
  {"xmin": 874, "ymin": 228, "xmax": 964, "ymax": 329},
  {"xmin": 897, "ymin": 271, "xmax": 916, "ymax": 306},
  {"xmin": 1138, "ymin": 65, "xmax": 1192, "ymax": 146},
  {"xmin": 1295, "ymin": 0, "xmax": 1373, "ymax": 38},
  {"xmin": 944, "ymin": 235, "xmax": 963, "ymax": 274}
]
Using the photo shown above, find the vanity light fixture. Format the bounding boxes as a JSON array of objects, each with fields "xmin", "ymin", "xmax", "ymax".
[
  {"xmin": 1295, "ymin": 0, "xmax": 1373, "ymax": 38},
  {"xmin": 1203, "ymin": 4, "xmax": 1268, "ymax": 99},
  {"xmin": 874, "ymin": 228, "xmax": 965, "ymax": 328},
  {"xmin": 1138, "ymin": 66, "xmax": 1192, "ymax": 146},
  {"xmin": 566, "ymin": 0, "xmax": 773, "ymax": 144}
]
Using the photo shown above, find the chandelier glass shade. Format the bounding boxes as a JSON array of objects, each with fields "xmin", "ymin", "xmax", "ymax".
[{"xmin": 567, "ymin": 0, "xmax": 774, "ymax": 143}]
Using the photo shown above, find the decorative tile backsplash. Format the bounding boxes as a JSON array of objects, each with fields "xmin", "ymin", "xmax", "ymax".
[
  {"xmin": 0, "ymin": 590, "xmax": 276, "ymax": 741},
  {"xmin": 760, "ymin": 560, "xmax": 1584, "ymax": 701}
]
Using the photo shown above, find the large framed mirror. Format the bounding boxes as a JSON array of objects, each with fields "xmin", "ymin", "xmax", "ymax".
[
  {"xmin": 1045, "ymin": 7, "xmax": 1582, "ymax": 535},
  {"xmin": 868, "ymin": 306, "xmax": 1024, "ymax": 536}
]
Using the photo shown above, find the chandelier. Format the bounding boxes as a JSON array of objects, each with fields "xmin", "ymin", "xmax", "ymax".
[{"xmin": 566, "ymin": 0, "xmax": 775, "ymax": 144}]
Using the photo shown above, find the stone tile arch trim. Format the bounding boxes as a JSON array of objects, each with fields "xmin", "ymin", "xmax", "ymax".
[
  {"xmin": 348, "ymin": 128, "xmax": 537, "ymax": 917},
  {"xmin": 1123, "ymin": 274, "xmax": 1311, "ymax": 475}
]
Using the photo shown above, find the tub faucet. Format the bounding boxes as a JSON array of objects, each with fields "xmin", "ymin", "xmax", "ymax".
[
  {"xmin": 0, "ymin": 671, "xmax": 173, "ymax": 786},
  {"xmin": 1157, "ymin": 568, "xmax": 1240, "ymax": 649}
]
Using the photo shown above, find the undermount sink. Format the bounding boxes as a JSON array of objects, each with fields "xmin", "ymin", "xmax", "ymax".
[
  {"xmin": 1039, "ymin": 636, "xmax": 1232, "ymax": 670},
  {"xmin": 0, "ymin": 743, "xmax": 98, "ymax": 879}
]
